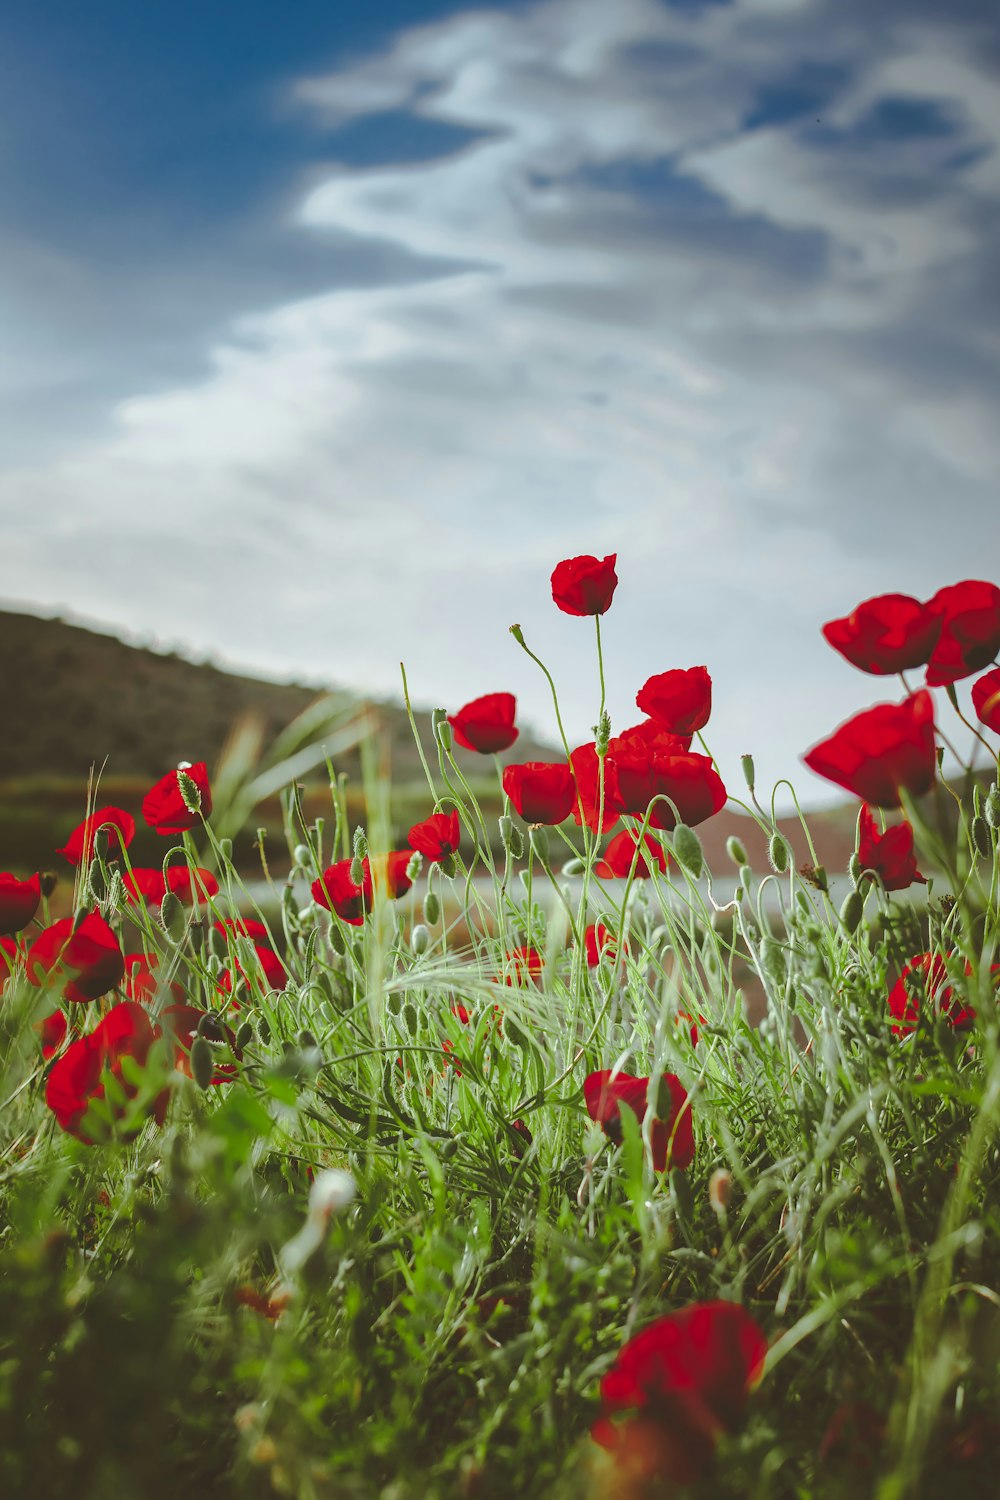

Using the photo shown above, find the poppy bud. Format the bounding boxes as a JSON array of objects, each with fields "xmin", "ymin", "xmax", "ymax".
[
  {"xmin": 709, "ymin": 1168, "xmax": 731, "ymax": 1216},
  {"xmin": 760, "ymin": 938, "xmax": 785, "ymax": 982},
  {"xmin": 848, "ymin": 852, "xmax": 862, "ymax": 887},
  {"xmin": 840, "ymin": 889, "xmax": 864, "ymax": 934},
  {"xmin": 423, "ymin": 890, "xmax": 440, "ymax": 925},
  {"xmin": 349, "ymin": 855, "xmax": 365, "ymax": 886},
  {"xmin": 726, "ymin": 836, "xmax": 747, "ymax": 867},
  {"xmin": 499, "ymin": 817, "xmax": 524, "ymax": 858},
  {"xmin": 236, "ymin": 1021, "xmax": 254, "ymax": 1050},
  {"xmin": 160, "ymin": 891, "xmax": 187, "ymax": 940},
  {"xmin": 403, "ymin": 1002, "xmax": 419, "ymax": 1035},
  {"xmin": 672, "ymin": 824, "xmax": 703, "ymax": 878},
  {"xmin": 562, "ymin": 857, "xmax": 585, "ymax": 875},
  {"xmin": 327, "ymin": 920, "xmax": 346, "ymax": 955},
  {"xmin": 297, "ymin": 1028, "xmax": 319, "ymax": 1053},
  {"xmin": 435, "ymin": 718, "xmax": 453, "ymax": 752},
  {"xmin": 529, "ymin": 827, "xmax": 550, "ymax": 863},
  {"xmin": 293, "ymin": 844, "xmax": 312, "ymax": 868},
  {"xmin": 176, "ymin": 770, "xmax": 203, "ymax": 816},
  {"xmin": 411, "ymin": 923, "xmax": 430, "ymax": 954},
  {"xmin": 739, "ymin": 863, "xmax": 753, "ymax": 890},
  {"xmin": 190, "ymin": 1035, "xmax": 215, "ymax": 1090},
  {"xmin": 986, "ymin": 787, "xmax": 1000, "ymax": 828},
  {"xmin": 741, "ymin": 754, "xmax": 755, "ymax": 793},
  {"xmin": 972, "ymin": 816, "xmax": 993, "ymax": 859},
  {"xmin": 39, "ymin": 870, "xmax": 59, "ymax": 898},
  {"xmin": 768, "ymin": 834, "xmax": 789, "ymax": 873}
]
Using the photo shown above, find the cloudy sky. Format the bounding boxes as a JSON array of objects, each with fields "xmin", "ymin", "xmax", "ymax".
[{"xmin": 2, "ymin": 0, "xmax": 998, "ymax": 807}]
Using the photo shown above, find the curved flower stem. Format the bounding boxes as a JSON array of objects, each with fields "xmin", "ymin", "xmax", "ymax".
[{"xmin": 509, "ymin": 625, "xmax": 573, "ymax": 766}]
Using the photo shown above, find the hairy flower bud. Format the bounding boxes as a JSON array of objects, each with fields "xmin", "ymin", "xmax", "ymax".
[
  {"xmin": 349, "ymin": 855, "xmax": 365, "ymax": 887},
  {"xmin": 293, "ymin": 844, "xmax": 312, "ymax": 869},
  {"xmin": 986, "ymin": 786, "xmax": 1000, "ymax": 830},
  {"xmin": 768, "ymin": 833, "xmax": 789, "ymax": 873},
  {"xmin": 235, "ymin": 1021, "xmax": 254, "ymax": 1050},
  {"xmin": 672, "ymin": 824, "xmax": 703, "ymax": 878},
  {"xmin": 159, "ymin": 890, "xmax": 187, "ymax": 940},
  {"xmin": 848, "ymin": 852, "xmax": 862, "ymax": 888},
  {"xmin": 741, "ymin": 754, "xmax": 755, "ymax": 794},
  {"xmin": 411, "ymin": 923, "xmax": 430, "ymax": 955},
  {"xmin": 190, "ymin": 1035, "xmax": 215, "ymax": 1090},
  {"xmin": 423, "ymin": 890, "xmax": 440, "ymax": 926},
  {"xmin": 840, "ymin": 889, "xmax": 864, "ymax": 934},
  {"xmin": 726, "ymin": 835, "xmax": 747, "ymax": 867},
  {"xmin": 529, "ymin": 826, "xmax": 550, "ymax": 863},
  {"xmin": 972, "ymin": 815, "xmax": 993, "ymax": 859}
]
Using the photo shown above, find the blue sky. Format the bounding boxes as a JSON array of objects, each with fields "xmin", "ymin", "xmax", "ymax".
[{"xmin": 2, "ymin": 0, "xmax": 999, "ymax": 806}]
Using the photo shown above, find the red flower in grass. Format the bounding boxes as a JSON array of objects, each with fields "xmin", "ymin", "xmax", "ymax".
[
  {"xmin": 803, "ymin": 691, "xmax": 936, "ymax": 808},
  {"xmin": 584, "ymin": 923, "xmax": 628, "ymax": 968},
  {"xmin": 822, "ymin": 595, "xmax": 941, "ymax": 676},
  {"xmin": 312, "ymin": 860, "xmax": 372, "ymax": 925},
  {"xmin": 448, "ymin": 693, "xmax": 519, "ymax": 754},
  {"xmin": 503, "ymin": 762, "xmax": 577, "ymax": 825},
  {"xmin": 122, "ymin": 865, "xmax": 219, "ymax": 907},
  {"xmin": 218, "ymin": 943, "xmax": 288, "ymax": 1003},
  {"xmin": 972, "ymin": 667, "xmax": 1000, "ymax": 732},
  {"xmin": 595, "ymin": 830, "xmax": 669, "ymax": 879},
  {"xmin": 142, "ymin": 762, "xmax": 212, "ymax": 835},
  {"xmin": 56, "ymin": 807, "xmax": 136, "ymax": 865},
  {"xmin": 636, "ymin": 667, "xmax": 713, "ymax": 736},
  {"xmin": 616, "ymin": 752, "xmax": 727, "ymax": 831},
  {"xmin": 213, "ymin": 917, "xmax": 272, "ymax": 945},
  {"xmin": 161, "ymin": 1004, "xmax": 240, "ymax": 1085},
  {"xmin": 569, "ymin": 742, "xmax": 625, "ymax": 834},
  {"xmin": 551, "ymin": 553, "xmax": 618, "ymax": 617},
  {"xmin": 45, "ymin": 1001, "xmax": 169, "ymax": 1142},
  {"xmin": 37, "ymin": 1009, "xmax": 68, "ymax": 1059},
  {"xmin": 857, "ymin": 806, "xmax": 925, "ymax": 891},
  {"xmin": 408, "ymin": 811, "xmax": 461, "ymax": 862},
  {"xmin": 502, "ymin": 945, "xmax": 544, "ymax": 985},
  {"xmin": 887, "ymin": 952, "xmax": 1000, "ymax": 1036},
  {"xmin": 123, "ymin": 952, "xmax": 186, "ymax": 1007},
  {"xmin": 371, "ymin": 851, "xmax": 415, "ymax": 901},
  {"xmin": 925, "ymin": 580, "xmax": 1000, "ymax": 686},
  {"xmin": 1, "ymin": 936, "xmax": 24, "ymax": 994},
  {"xmin": 584, "ymin": 1069, "xmax": 694, "ymax": 1172},
  {"xmin": 0, "ymin": 872, "xmax": 40, "ymax": 936},
  {"xmin": 26, "ymin": 912, "xmax": 125, "ymax": 1004},
  {"xmin": 592, "ymin": 1302, "xmax": 767, "ymax": 1488}
]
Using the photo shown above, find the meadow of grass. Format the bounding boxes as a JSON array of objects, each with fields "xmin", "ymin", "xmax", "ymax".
[{"xmin": 2, "ymin": 567, "xmax": 1000, "ymax": 1500}]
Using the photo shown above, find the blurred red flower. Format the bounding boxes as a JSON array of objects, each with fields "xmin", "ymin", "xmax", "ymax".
[
  {"xmin": 213, "ymin": 916, "xmax": 272, "ymax": 945},
  {"xmin": 45, "ymin": 1000, "xmax": 169, "ymax": 1142},
  {"xmin": 37, "ymin": 1009, "xmax": 68, "ymax": 1059},
  {"xmin": 311, "ymin": 853, "xmax": 412, "ymax": 925},
  {"xmin": 550, "ymin": 553, "xmax": 618, "ymax": 616},
  {"xmin": 569, "ymin": 742, "xmax": 624, "ymax": 834},
  {"xmin": 502, "ymin": 945, "xmax": 544, "ymax": 985},
  {"xmin": 615, "ymin": 752, "xmax": 727, "ymax": 831},
  {"xmin": 886, "ymin": 951, "xmax": 999, "ymax": 1035},
  {"xmin": 636, "ymin": 667, "xmax": 713, "ymax": 735},
  {"xmin": 408, "ymin": 811, "xmax": 461, "ymax": 862},
  {"xmin": 803, "ymin": 691, "xmax": 936, "ymax": 807},
  {"xmin": 448, "ymin": 693, "xmax": 519, "ymax": 753},
  {"xmin": 592, "ymin": 1301, "xmax": 767, "ymax": 1488},
  {"xmin": 972, "ymin": 666, "xmax": 1000, "ymax": 732},
  {"xmin": 584, "ymin": 1068, "xmax": 694, "ymax": 1172},
  {"xmin": 123, "ymin": 952, "xmax": 186, "ymax": 1007},
  {"xmin": 822, "ymin": 595, "xmax": 941, "ymax": 676},
  {"xmin": 503, "ymin": 762, "xmax": 577, "ymax": 825},
  {"xmin": 857, "ymin": 806, "xmax": 925, "ymax": 891},
  {"xmin": 925, "ymin": 580, "xmax": 1000, "ymax": 686},
  {"xmin": 122, "ymin": 865, "xmax": 219, "ymax": 907},
  {"xmin": 584, "ymin": 922, "xmax": 627, "ymax": 968},
  {"xmin": 142, "ymin": 762, "xmax": 212, "ymax": 835},
  {"xmin": 26, "ymin": 912, "xmax": 125, "ymax": 1004},
  {"xmin": 0, "ymin": 872, "xmax": 40, "ymax": 936},
  {"xmin": 595, "ymin": 830, "xmax": 669, "ymax": 879},
  {"xmin": 0, "ymin": 936, "xmax": 24, "ymax": 994},
  {"xmin": 218, "ymin": 943, "xmax": 288, "ymax": 1001},
  {"xmin": 56, "ymin": 806, "xmax": 136, "ymax": 865}
]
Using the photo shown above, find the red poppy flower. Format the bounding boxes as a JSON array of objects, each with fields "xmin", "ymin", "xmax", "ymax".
[
  {"xmin": 972, "ymin": 667, "xmax": 1000, "ymax": 732},
  {"xmin": 123, "ymin": 952, "xmax": 186, "ymax": 1007},
  {"xmin": 584, "ymin": 1068, "xmax": 694, "ymax": 1172},
  {"xmin": 925, "ymin": 580, "xmax": 1000, "ymax": 686},
  {"xmin": 584, "ymin": 922, "xmax": 628, "ymax": 967},
  {"xmin": 26, "ymin": 912, "xmax": 125, "ymax": 1004},
  {"xmin": 408, "ymin": 811, "xmax": 461, "ymax": 863},
  {"xmin": 569, "ymin": 742, "xmax": 624, "ymax": 833},
  {"xmin": 142, "ymin": 762, "xmax": 213, "ymax": 835},
  {"xmin": 218, "ymin": 943, "xmax": 288, "ymax": 1002},
  {"xmin": 550, "ymin": 553, "xmax": 619, "ymax": 616},
  {"xmin": 886, "ymin": 952, "xmax": 1000, "ymax": 1035},
  {"xmin": 502, "ymin": 945, "xmax": 544, "ymax": 985},
  {"xmin": 615, "ymin": 752, "xmax": 727, "ymax": 831},
  {"xmin": 161, "ymin": 1004, "xmax": 240, "ymax": 1084},
  {"xmin": 56, "ymin": 807, "xmax": 136, "ymax": 865},
  {"xmin": 371, "ymin": 851, "xmax": 415, "ymax": 901},
  {"xmin": 0, "ymin": 872, "xmax": 40, "ymax": 936},
  {"xmin": 857, "ymin": 806, "xmax": 925, "ymax": 891},
  {"xmin": 502, "ymin": 762, "xmax": 577, "ymax": 825},
  {"xmin": 122, "ymin": 865, "xmax": 219, "ymax": 906},
  {"xmin": 213, "ymin": 916, "xmax": 272, "ymax": 945},
  {"xmin": 803, "ymin": 691, "xmax": 936, "ymax": 808},
  {"xmin": 595, "ymin": 830, "xmax": 669, "ymax": 879},
  {"xmin": 448, "ymin": 693, "xmax": 519, "ymax": 754},
  {"xmin": 822, "ymin": 595, "xmax": 941, "ymax": 676},
  {"xmin": 636, "ymin": 667, "xmax": 713, "ymax": 736},
  {"xmin": 592, "ymin": 1302, "xmax": 767, "ymax": 1487},
  {"xmin": 608, "ymin": 720, "xmax": 693, "ymax": 758},
  {"xmin": 312, "ymin": 860, "xmax": 372, "ymax": 925},
  {"xmin": 44, "ymin": 1000, "xmax": 169, "ymax": 1142},
  {"xmin": 0, "ymin": 936, "xmax": 24, "ymax": 994},
  {"xmin": 37, "ymin": 1009, "xmax": 68, "ymax": 1059}
]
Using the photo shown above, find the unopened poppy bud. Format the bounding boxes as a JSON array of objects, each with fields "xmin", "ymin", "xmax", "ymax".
[
  {"xmin": 235, "ymin": 1021, "xmax": 254, "ymax": 1050},
  {"xmin": 761, "ymin": 938, "xmax": 785, "ymax": 982},
  {"xmin": 726, "ymin": 835, "xmax": 747, "ymax": 867},
  {"xmin": 529, "ymin": 827, "xmax": 550, "ymax": 863},
  {"xmin": 672, "ymin": 824, "xmax": 703, "ymax": 878},
  {"xmin": 160, "ymin": 891, "xmax": 187, "ymax": 939},
  {"xmin": 768, "ymin": 833, "xmax": 789, "ymax": 873},
  {"xmin": 190, "ymin": 1035, "xmax": 215, "ymax": 1090},
  {"xmin": 435, "ymin": 717, "xmax": 452, "ymax": 752},
  {"xmin": 327, "ymin": 921, "xmax": 346, "ymax": 955},
  {"xmin": 439, "ymin": 852, "xmax": 457, "ymax": 878},
  {"xmin": 739, "ymin": 863, "xmax": 753, "ymax": 890},
  {"xmin": 972, "ymin": 816, "xmax": 993, "ymax": 859},
  {"xmin": 840, "ymin": 888, "xmax": 864, "ymax": 934},
  {"xmin": 349, "ymin": 854, "xmax": 364, "ymax": 886},
  {"xmin": 986, "ymin": 787, "xmax": 1000, "ymax": 829},
  {"xmin": 218, "ymin": 837, "xmax": 233, "ymax": 861},
  {"xmin": 423, "ymin": 890, "xmax": 440, "ymax": 925},
  {"xmin": 403, "ymin": 1001, "xmax": 419, "ymax": 1035},
  {"xmin": 257, "ymin": 1015, "xmax": 271, "ymax": 1043},
  {"xmin": 848, "ymin": 852, "xmax": 862, "ymax": 887},
  {"xmin": 709, "ymin": 1168, "xmax": 731, "ymax": 1216},
  {"xmin": 411, "ymin": 923, "xmax": 430, "ymax": 954},
  {"xmin": 406, "ymin": 850, "xmax": 423, "ymax": 882},
  {"xmin": 39, "ymin": 870, "xmax": 59, "ymax": 898},
  {"xmin": 352, "ymin": 826, "xmax": 368, "ymax": 862},
  {"xmin": 741, "ymin": 754, "xmax": 755, "ymax": 793},
  {"xmin": 176, "ymin": 770, "xmax": 202, "ymax": 816},
  {"xmin": 562, "ymin": 857, "xmax": 585, "ymax": 876},
  {"xmin": 293, "ymin": 844, "xmax": 312, "ymax": 868},
  {"xmin": 499, "ymin": 816, "xmax": 523, "ymax": 858}
]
